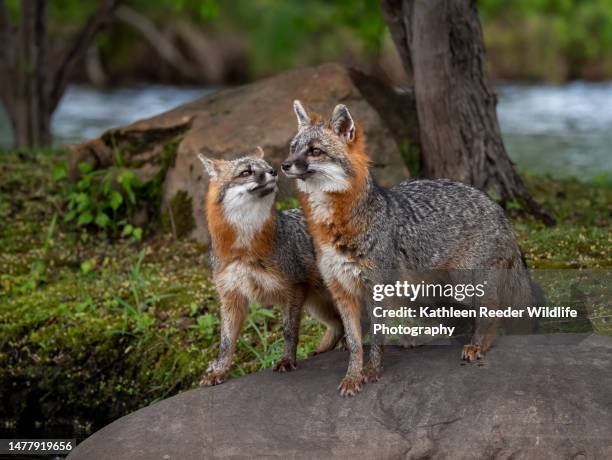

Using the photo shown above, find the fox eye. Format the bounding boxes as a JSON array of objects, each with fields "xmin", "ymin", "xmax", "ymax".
[
  {"xmin": 309, "ymin": 148, "xmax": 323, "ymax": 157},
  {"xmin": 238, "ymin": 169, "xmax": 252, "ymax": 177}
]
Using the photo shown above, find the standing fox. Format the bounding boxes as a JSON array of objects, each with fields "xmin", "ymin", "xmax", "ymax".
[
  {"xmin": 282, "ymin": 101, "xmax": 536, "ymax": 396},
  {"xmin": 198, "ymin": 147, "xmax": 342, "ymax": 386}
]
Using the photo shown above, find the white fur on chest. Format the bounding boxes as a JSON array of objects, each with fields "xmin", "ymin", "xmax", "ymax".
[
  {"xmin": 222, "ymin": 184, "xmax": 274, "ymax": 247},
  {"xmin": 217, "ymin": 261, "xmax": 283, "ymax": 299},
  {"xmin": 305, "ymin": 190, "xmax": 332, "ymax": 223},
  {"xmin": 297, "ymin": 165, "xmax": 350, "ymax": 224},
  {"xmin": 318, "ymin": 243, "xmax": 361, "ymax": 294}
]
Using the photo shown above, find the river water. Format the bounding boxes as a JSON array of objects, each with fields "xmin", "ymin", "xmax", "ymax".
[{"xmin": 1, "ymin": 82, "xmax": 611, "ymax": 180}]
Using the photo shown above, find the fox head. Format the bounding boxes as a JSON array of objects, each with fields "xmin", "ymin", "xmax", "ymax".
[
  {"xmin": 282, "ymin": 100, "xmax": 369, "ymax": 193},
  {"xmin": 198, "ymin": 147, "xmax": 278, "ymax": 236}
]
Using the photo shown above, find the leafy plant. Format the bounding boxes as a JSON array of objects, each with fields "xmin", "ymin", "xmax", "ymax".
[
  {"xmin": 58, "ymin": 162, "xmax": 144, "ymax": 241},
  {"xmin": 276, "ymin": 197, "xmax": 301, "ymax": 210},
  {"xmin": 113, "ymin": 250, "xmax": 174, "ymax": 337},
  {"xmin": 191, "ymin": 313, "xmax": 218, "ymax": 341},
  {"xmin": 236, "ymin": 303, "xmax": 283, "ymax": 372}
]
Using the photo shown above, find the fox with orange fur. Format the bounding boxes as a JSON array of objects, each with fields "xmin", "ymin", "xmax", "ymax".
[
  {"xmin": 198, "ymin": 147, "xmax": 342, "ymax": 386},
  {"xmin": 282, "ymin": 101, "xmax": 536, "ymax": 396}
]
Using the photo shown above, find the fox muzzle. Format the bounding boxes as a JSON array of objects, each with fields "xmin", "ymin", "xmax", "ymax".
[{"xmin": 281, "ymin": 156, "xmax": 311, "ymax": 179}]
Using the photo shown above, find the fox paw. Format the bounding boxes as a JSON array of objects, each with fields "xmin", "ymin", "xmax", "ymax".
[
  {"xmin": 200, "ymin": 371, "xmax": 227, "ymax": 387},
  {"xmin": 461, "ymin": 344, "xmax": 482, "ymax": 363},
  {"xmin": 338, "ymin": 374, "xmax": 364, "ymax": 397},
  {"xmin": 273, "ymin": 357, "xmax": 296, "ymax": 372},
  {"xmin": 362, "ymin": 364, "xmax": 382, "ymax": 383}
]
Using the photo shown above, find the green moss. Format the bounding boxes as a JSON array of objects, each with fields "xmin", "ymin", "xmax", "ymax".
[
  {"xmin": 513, "ymin": 174, "xmax": 611, "ymax": 269},
  {"xmin": 139, "ymin": 136, "xmax": 180, "ymax": 222},
  {"xmin": 101, "ymin": 122, "xmax": 190, "ymax": 162},
  {"xmin": 161, "ymin": 190, "xmax": 195, "ymax": 238}
]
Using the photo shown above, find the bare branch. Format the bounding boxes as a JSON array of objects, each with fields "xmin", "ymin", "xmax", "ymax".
[
  {"xmin": 115, "ymin": 5, "xmax": 199, "ymax": 80},
  {"xmin": 49, "ymin": 0, "xmax": 122, "ymax": 112},
  {"xmin": 379, "ymin": 0, "xmax": 413, "ymax": 82}
]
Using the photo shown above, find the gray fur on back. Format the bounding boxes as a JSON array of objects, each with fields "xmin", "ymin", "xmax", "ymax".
[{"xmin": 359, "ymin": 178, "xmax": 521, "ymax": 270}]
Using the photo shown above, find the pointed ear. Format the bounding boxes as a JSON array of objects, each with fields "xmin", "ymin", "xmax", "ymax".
[
  {"xmin": 331, "ymin": 104, "xmax": 355, "ymax": 143},
  {"xmin": 197, "ymin": 154, "xmax": 220, "ymax": 180},
  {"xmin": 252, "ymin": 146, "xmax": 265, "ymax": 159},
  {"xmin": 293, "ymin": 100, "xmax": 310, "ymax": 129}
]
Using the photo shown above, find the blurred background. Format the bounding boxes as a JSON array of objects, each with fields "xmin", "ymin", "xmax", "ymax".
[{"xmin": 1, "ymin": 0, "xmax": 612, "ymax": 179}]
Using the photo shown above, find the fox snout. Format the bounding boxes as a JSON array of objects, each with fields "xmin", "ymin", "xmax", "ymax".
[
  {"xmin": 250, "ymin": 168, "xmax": 278, "ymax": 197},
  {"xmin": 281, "ymin": 155, "xmax": 311, "ymax": 179},
  {"xmin": 254, "ymin": 167, "xmax": 277, "ymax": 183}
]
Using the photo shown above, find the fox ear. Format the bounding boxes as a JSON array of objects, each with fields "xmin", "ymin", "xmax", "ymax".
[
  {"xmin": 331, "ymin": 104, "xmax": 355, "ymax": 143},
  {"xmin": 252, "ymin": 146, "xmax": 265, "ymax": 159},
  {"xmin": 293, "ymin": 100, "xmax": 310, "ymax": 129},
  {"xmin": 197, "ymin": 154, "xmax": 220, "ymax": 180}
]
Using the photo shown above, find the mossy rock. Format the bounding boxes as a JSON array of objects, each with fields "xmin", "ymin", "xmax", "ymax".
[{"xmin": 161, "ymin": 190, "xmax": 195, "ymax": 238}]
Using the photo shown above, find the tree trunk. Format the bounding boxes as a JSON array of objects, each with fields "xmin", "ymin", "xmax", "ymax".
[
  {"xmin": 380, "ymin": 0, "xmax": 554, "ymax": 225},
  {"xmin": 0, "ymin": 0, "xmax": 50, "ymax": 147},
  {"xmin": 0, "ymin": 0, "xmax": 121, "ymax": 148}
]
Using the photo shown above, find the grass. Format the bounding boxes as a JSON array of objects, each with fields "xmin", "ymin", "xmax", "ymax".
[{"xmin": 0, "ymin": 149, "xmax": 610, "ymax": 435}]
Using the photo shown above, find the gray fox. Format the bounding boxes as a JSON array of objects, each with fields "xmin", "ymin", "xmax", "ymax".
[
  {"xmin": 282, "ymin": 101, "xmax": 536, "ymax": 396},
  {"xmin": 198, "ymin": 147, "xmax": 342, "ymax": 386}
]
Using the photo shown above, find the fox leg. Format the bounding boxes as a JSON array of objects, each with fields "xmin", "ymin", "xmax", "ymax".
[
  {"xmin": 305, "ymin": 296, "xmax": 344, "ymax": 356},
  {"xmin": 273, "ymin": 286, "xmax": 306, "ymax": 372},
  {"xmin": 200, "ymin": 291, "xmax": 247, "ymax": 386},
  {"xmin": 462, "ymin": 317, "xmax": 498, "ymax": 362},
  {"xmin": 462, "ymin": 292, "xmax": 500, "ymax": 362},
  {"xmin": 330, "ymin": 282, "xmax": 364, "ymax": 396},
  {"xmin": 362, "ymin": 273, "xmax": 386, "ymax": 382}
]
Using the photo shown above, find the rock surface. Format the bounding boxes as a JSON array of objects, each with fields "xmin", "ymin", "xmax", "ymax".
[
  {"xmin": 69, "ymin": 63, "xmax": 418, "ymax": 243},
  {"xmin": 69, "ymin": 334, "xmax": 612, "ymax": 459}
]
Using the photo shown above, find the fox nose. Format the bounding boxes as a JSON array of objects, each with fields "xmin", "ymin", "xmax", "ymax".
[
  {"xmin": 257, "ymin": 170, "xmax": 277, "ymax": 182},
  {"xmin": 281, "ymin": 161, "xmax": 292, "ymax": 171}
]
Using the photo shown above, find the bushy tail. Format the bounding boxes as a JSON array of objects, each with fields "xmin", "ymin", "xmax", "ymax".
[{"xmin": 500, "ymin": 261, "xmax": 540, "ymax": 335}]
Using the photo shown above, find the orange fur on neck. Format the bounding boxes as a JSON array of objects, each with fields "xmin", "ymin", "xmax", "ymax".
[{"xmin": 206, "ymin": 183, "xmax": 276, "ymax": 264}]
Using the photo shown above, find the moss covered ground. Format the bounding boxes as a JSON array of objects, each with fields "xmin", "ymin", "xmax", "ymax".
[{"xmin": 0, "ymin": 149, "xmax": 610, "ymax": 436}]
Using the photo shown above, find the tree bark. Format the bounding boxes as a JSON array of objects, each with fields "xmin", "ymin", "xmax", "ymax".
[
  {"xmin": 380, "ymin": 0, "xmax": 554, "ymax": 225},
  {"xmin": 0, "ymin": 0, "xmax": 121, "ymax": 147},
  {"xmin": 8, "ymin": 0, "xmax": 49, "ymax": 146}
]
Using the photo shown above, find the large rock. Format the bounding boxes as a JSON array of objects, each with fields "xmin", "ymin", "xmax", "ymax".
[
  {"xmin": 68, "ymin": 334, "xmax": 612, "ymax": 459},
  {"xmin": 69, "ymin": 63, "xmax": 418, "ymax": 244}
]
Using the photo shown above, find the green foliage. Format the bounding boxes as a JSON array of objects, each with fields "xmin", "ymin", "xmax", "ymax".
[
  {"xmin": 399, "ymin": 139, "xmax": 422, "ymax": 177},
  {"xmin": 479, "ymin": 0, "xmax": 612, "ymax": 78},
  {"xmin": 58, "ymin": 162, "xmax": 143, "ymax": 241},
  {"xmin": 236, "ymin": 305, "xmax": 282, "ymax": 372},
  {"xmin": 13, "ymin": 0, "xmax": 612, "ymax": 82},
  {"xmin": 8, "ymin": 0, "xmax": 612, "ymax": 83},
  {"xmin": 191, "ymin": 313, "xmax": 218, "ymax": 341},
  {"xmin": 276, "ymin": 197, "xmax": 301, "ymax": 210},
  {"xmin": 112, "ymin": 250, "xmax": 175, "ymax": 337},
  {"xmin": 222, "ymin": 0, "xmax": 385, "ymax": 75}
]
